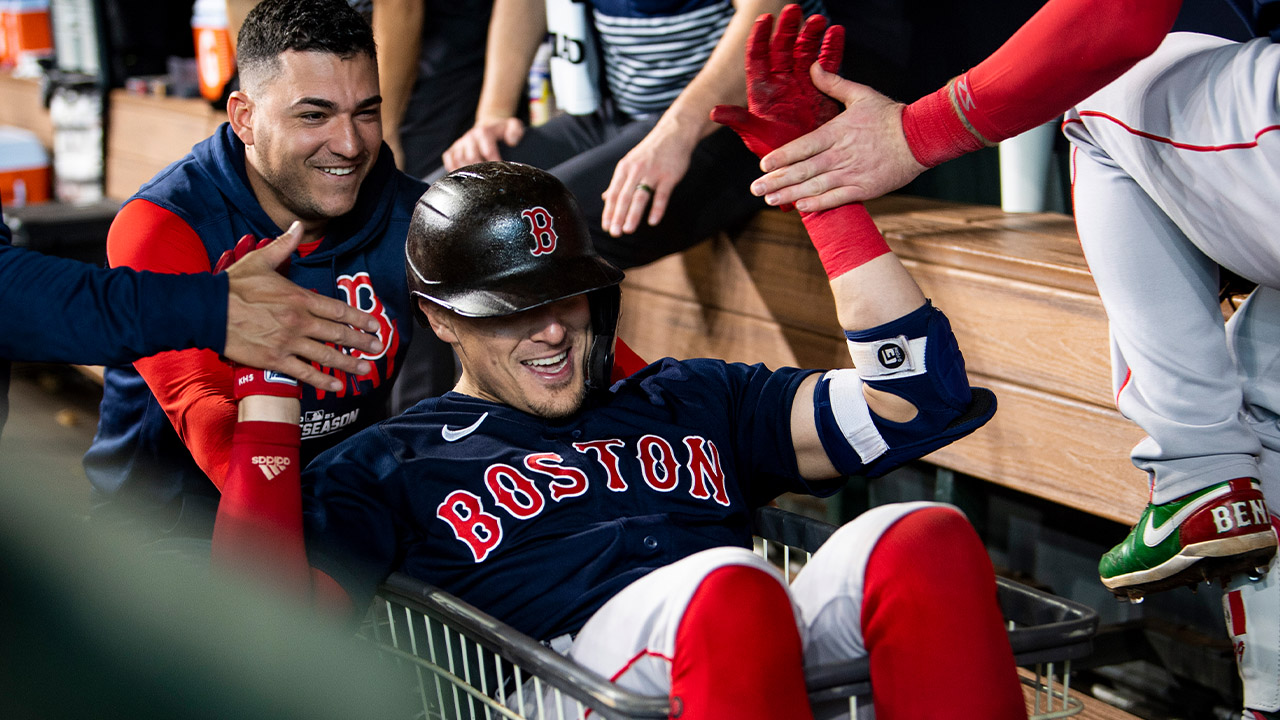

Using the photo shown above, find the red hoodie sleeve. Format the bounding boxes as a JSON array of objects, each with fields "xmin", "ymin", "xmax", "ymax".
[
  {"xmin": 901, "ymin": 0, "xmax": 1181, "ymax": 167},
  {"xmin": 108, "ymin": 199, "xmax": 238, "ymax": 488}
]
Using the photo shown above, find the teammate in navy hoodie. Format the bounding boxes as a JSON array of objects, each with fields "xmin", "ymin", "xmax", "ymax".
[{"xmin": 84, "ymin": 0, "xmax": 426, "ymax": 541}]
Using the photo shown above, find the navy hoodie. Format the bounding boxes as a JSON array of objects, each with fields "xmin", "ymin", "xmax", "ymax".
[{"xmin": 84, "ymin": 124, "xmax": 426, "ymax": 536}]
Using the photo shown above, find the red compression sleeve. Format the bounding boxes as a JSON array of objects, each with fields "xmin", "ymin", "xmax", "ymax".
[
  {"xmin": 670, "ymin": 565, "xmax": 812, "ymax": 720},
  {"xmin": 211, "ymin": 420, "xmax": 311, "ymax": 597},
  {"xmin": 902, "ymin": 0, "xmax": 1181, "ymax": 166},
  {"xmin": 110, "ymin": 199, "xmax": 237, "ymax": 487},
  {"xmin": 861, "ymin": 507, "xmax": 1025, "ymax": 719},
  {"xmin": 800, "ymin": 203, "xmax": 890, "ymax": 279}
]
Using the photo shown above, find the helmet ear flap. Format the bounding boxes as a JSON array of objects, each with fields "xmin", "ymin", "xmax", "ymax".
[
  {"xmin": 586, "ymin": 286, "xmax": 621, "ymax": 397},
  {"xmin": 409, "ymin": 292, "xmax": 433, "ymax": 329}
]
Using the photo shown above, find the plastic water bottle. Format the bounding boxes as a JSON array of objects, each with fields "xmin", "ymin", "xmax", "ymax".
[
  {"xmin": 545, "ymin": 0, "xmax": 598, "ymax": 115},
  {"xmin": 192, "ymin": 0, "xmax": 234, "ymax": 102}
]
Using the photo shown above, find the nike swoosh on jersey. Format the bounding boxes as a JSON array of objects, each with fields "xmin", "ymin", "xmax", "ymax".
[
  {"xmin": 442, "ymin": 412, "xmax": 489, "ymax": 442},
  {"xmin": 1142, "ymin": 483, "xmax": 1235, "ymax": 547}
]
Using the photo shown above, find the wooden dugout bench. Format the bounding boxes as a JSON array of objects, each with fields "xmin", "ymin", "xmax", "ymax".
[{"xmin": 617, "ymin": 197, "xmax": 1150, "ymax": 527}]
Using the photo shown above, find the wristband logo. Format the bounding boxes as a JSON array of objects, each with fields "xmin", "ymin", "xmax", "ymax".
[
  {"xmin": 252, "ymin": 455, "xmax": 291, "ymax": 481},
  {"xmin": 264, "ymin": 370, "xmax": 298, "ymax": 386},
  {"xmin": 954, "ymin": 75, "xmax": 975, "ymax": 112}
]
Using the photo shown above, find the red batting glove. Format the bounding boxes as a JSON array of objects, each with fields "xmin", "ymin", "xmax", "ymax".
[
  {"xmin": 711, "ymin": 5, "xmax": 845, "ymax": 162},
  {"xmin": 217, "ymin": 233, "xmax": 302, "ymax": 397},
  {"xmin": 712, "ymin": 7, "xmax": 888, "ymax": 280}
]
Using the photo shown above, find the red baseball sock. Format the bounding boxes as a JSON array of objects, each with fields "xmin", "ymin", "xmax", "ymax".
[
  {"xmin": 862, "ymin": 507, "xmax": 1026, "ymax": 719},
  {"xmin": 669, "ymin": 565, "xmax": 813, "ymax": 720}
]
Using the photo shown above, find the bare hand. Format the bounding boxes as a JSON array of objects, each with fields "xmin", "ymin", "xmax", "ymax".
[
  {"xmin": 600, "ymin": 125, "xmax": 696, "ymax": 237},
  {"xmin": 751, "ymin": 64, "xmax": 926, "ymax": 210},
  {"xmin": 223, "ymin": 223, "xmax": 383, "ymax": 393},
  {"xmin": 442, "ymin": 118, "xmax": 525, "ymax": 171}
]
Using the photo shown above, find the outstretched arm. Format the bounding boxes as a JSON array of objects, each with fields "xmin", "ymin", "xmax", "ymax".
[
  {"xmin": 112, "ymin": 209, "xmax": 379, "ymax": 488},
  {"xmin": 0, "ymin": 213, "xmax": 379, "ymax": 375},
  {"xmin": 715, "ymin": 7, "xmax": 991, "ymax": 480},
  {"xmin": 750, "ymin": 0, "xmax": 1181, "ymax": 211}
]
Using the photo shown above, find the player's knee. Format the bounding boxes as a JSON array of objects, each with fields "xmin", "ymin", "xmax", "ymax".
[
  {"xmin": 874, "ymin": 506, "xmax": 991, "ymax": 590},
  {"xmin": 682, "ymin": 564, "xmax": 793, "ymax": 632}
]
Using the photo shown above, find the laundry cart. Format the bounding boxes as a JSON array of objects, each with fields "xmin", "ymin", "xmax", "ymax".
[{"xmin": 361, "ymin": 507, "xmax": 1099, "ymax": 720}]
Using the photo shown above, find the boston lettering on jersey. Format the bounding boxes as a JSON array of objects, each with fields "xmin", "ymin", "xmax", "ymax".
[{"xmin": 438, "ymin": 434, "xmax": 729, "ymax": 562}]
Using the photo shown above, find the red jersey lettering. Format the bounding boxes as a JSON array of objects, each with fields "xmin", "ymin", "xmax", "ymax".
[
  {"xmin": 637, "ymin": 434, "xmax": 679, "ymax": 492},
  {"xmin": 485, "ymin": 463, "xmax": 547, "ymax": 519},
  {"xmin": 525, "ymin": 452, "xmax": 589, "ymax": 502},
  {"xmin": 437, "ymin": 490, "xmax": 503, "ymax": 562},
  {"xmin": 315, "ymin": 272, "xmax": 400, "ymax": 399},
  {"xmin": 684, "ymin": 436, "xmax": 729, "ymax": 506},
  {"xmin": 573, "ymin": 439, "xmax": 628, "ymax": 491}
]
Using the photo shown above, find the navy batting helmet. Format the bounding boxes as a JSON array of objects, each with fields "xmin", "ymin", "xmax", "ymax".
[{"xmin": 406, "ymin": 161, "xmax": 625, "ymax": 394}]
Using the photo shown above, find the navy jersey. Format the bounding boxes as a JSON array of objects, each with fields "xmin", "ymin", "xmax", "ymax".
[
  {"xmin": 1223, "ymin": 0, "xmax": 1280, "ymax": 40},
  {"xmin": 303, "ymin": 358, "xmax": 834, "ymax": 640}
]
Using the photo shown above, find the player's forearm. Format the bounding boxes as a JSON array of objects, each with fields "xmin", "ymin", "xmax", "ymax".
[
  {"xmin": 903, "ymin": 0, "xmax": 1179, "ymax": 167},
  {"xmin": 475, "ymin": 0, "xmax": 546, "ymax": 122},
  {"xmin": 0, "ymin": 247, "xmax": 226, "ymax": 363},
  {"xmin": 212, "ymin": 397, "xmax": 312, "ymax": 598},
  {"xmin": 791, "ymin": 211, "xmax": 981, "ymax": 482},
  {"xmin": 658, "ymin": 0, "xmax": 787, "ymax": 142},
  {"xmin": 801, "ymin": 202, "xmax": 925, "ymax": 332},
  {"xmin": 237, "ymin": 394, "xmax": 301, "ymax": 423},
  {"xmin": 372, "ymin": 0, "xmax": 425, "ymax": 140}
]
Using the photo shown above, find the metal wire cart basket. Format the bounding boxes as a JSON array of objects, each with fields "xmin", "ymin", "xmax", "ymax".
[{"xmin": 361, "ymin": 507, "xmax": 1098, "ymax": 720}]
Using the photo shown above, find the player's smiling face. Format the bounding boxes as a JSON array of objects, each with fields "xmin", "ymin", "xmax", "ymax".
[
  {"xmin": 426, "ymin": 294, "xmax": 592, "ymax": 419},
  {"xmin": 232, "ymin": 50, "xmax": 382, "ymax": 238}
]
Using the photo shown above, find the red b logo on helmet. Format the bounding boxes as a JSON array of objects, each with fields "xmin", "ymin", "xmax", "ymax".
[{"xmin": 522, "ymin": 207, "xmax": 558, "ymax": 256}]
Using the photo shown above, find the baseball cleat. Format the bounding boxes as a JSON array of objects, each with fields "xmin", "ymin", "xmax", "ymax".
[{"xmin": 1099, "ymin": 478, "xmax": 1277, "ymax": 598}]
